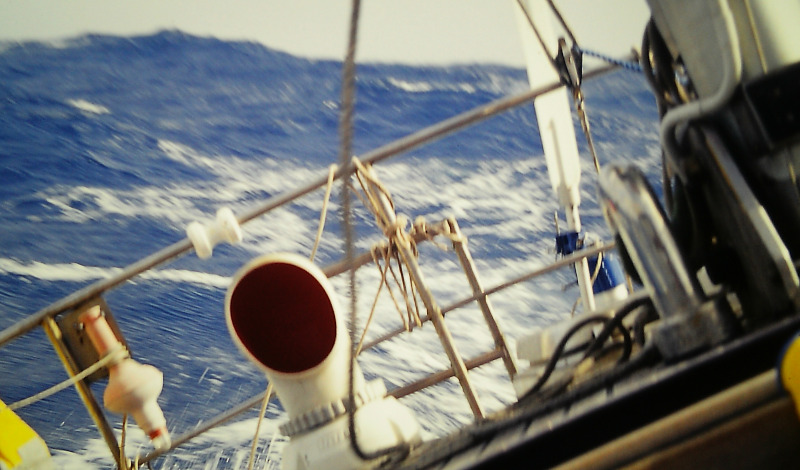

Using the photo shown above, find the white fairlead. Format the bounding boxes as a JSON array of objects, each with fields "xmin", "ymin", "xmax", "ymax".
[{"xmin": 186, "ymin": 207, "xmax": 242, "ymax": 259}]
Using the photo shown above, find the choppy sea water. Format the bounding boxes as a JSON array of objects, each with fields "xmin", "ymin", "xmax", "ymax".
[{"xmin": 0, "ymin": 31, "xmax": 660, "ymax": 468}]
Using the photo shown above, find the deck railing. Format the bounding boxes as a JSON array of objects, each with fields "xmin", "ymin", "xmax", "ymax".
[{"xmin": 0, "ymin": 62, "xmax": 622, "ymax": 469}]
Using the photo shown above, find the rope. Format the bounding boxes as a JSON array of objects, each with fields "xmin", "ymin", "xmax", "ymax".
[
  {"xmin": 516, "ymin": 1, "xmax": 641, "ymax": 174},
  {"xmin": 120, "ymin": 414, "xmax": 130, "ymax": 470},
  {"xmin": 567, "ymin": 248, "xmax": 604, "ymax": 316},
  {"xmin": 352, "ymin": 159, "xmax": 427, "ymax": 333},
  {"xmin": 247, "ymin": 383, "xmax": 274, "ymax": 470},
  {"xmin": 590, "ymin": 251, "xmax": 604, "ymax": 286},
  {"xmin": 354, "ymin": 249, "xmax": 397, "ymax": 356},
  {"xmin": 515, "ymin": 0, "xmax": 599, "ymax": 170},
  {"xmin": 578, "ymin": 47, "xmax": 642, "ymax": 73},
  {"xmin": 8, "ymin": 343, "xmax": 129, "ymax": 411},
  {"xmin": 376, "ymin": 252, "xmax": 414, "ymax": 332},
  {"xmin": 574, "ymin": 88, "xmax": 602, "ymax": 173},
  {"xmin": 351, "ymin": 158, "xmax": 473, "ymax": 352},
  {"xmin": 353, "ymin": 193, "xmax": 421, "ymax": 353},
  {"xmin": 309, "ymin": 164, "xmax": 337, "ymax": 262},
  {"xmin": 120, "ymin": 413, "xmax": 144, "ymax": 470},
  {"xmin": 237, "ymin": 142, "xmax": 334, "ymax": 470},
  {"xmin": 395, "ymin": 259, "xmax": 423, "ymax": 328},
  {"xmin": 352, "ymin": 158, "xmax": 397, "ymax": 234},
  {"xmin": 336, "ymin": 0, "xmax": 390, "ymax": 462}
]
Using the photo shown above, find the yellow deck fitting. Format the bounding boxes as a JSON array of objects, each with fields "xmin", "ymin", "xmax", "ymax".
[{"xmin": 0, "ymin": 399, "xmax": 54, "ymax": 470}]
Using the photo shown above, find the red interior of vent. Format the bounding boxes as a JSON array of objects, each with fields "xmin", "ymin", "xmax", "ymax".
[{"xmin": 229, "ymin": 262, "xmax": 337, "ymax": 374}]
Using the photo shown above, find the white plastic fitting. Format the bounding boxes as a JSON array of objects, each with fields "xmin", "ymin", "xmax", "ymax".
[
  {"xmin": 186, "ymin": 207, "xmax": 242, "ymax": 259},
  {"xmin": 225, "ymin": 253, "xmax": 421, "ymax": 470},
  {"xmin": 226, "ymin": 253, "xmax": 356, "ymax": 417},
  {"xmin": 79, "ymin": 306, "xmax": 171, "ymax": 451}
]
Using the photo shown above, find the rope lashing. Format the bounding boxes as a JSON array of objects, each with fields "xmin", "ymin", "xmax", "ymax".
[{"xmin": 352, "ymin": 158, "xmax": 425, "ymax": 340}]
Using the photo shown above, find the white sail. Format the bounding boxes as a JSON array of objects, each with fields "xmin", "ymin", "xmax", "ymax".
[
  {"xmin": 514, "ymin": 0, "xmax": 580, "ymax": 219},
  {"xmin": 513, "ymin": 0, "xmax": 595, "ymax": 311}
]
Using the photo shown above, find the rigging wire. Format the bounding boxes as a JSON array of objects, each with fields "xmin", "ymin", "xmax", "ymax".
[
  {"xmin": 545, "ymin": 0, "xmax": 578, "ymax": 45},
  {"xmin": 338, "ymin": 0, "xmax": 361, "ymax": 459},
  {"xmin": 574, "ymin": 86, "xmax": 602, "ymax": 173},
  {"xmin": 515, "ymin": 0, "xmax": 560, "ymax": 77},
  {"xmin": 337, "ymin": 0, "xmax": 410, "ymax": 463},
  {"xmin": 516, "ymin": 0, "xmax": 604, "ymax": 173}
]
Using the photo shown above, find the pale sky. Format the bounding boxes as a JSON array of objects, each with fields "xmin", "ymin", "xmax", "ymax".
[{"xmin": 0, "ymin": 0, "xmax": 650, "ymax": 66}]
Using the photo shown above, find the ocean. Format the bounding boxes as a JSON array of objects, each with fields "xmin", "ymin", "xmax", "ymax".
[{"xmin": 0, "ymin": 31, "xmax": 660, "ymax": 468}]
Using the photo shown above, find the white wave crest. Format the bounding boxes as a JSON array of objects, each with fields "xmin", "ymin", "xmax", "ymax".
[
  {"xmin": 139, "ymin": 268, "xmax": 230, "ymax": 288},
  {"xmin": 387, "ymin": 77, "xmax": 434, "ymax": 93},
  {"xmin": 0, "ymin": 258, "xmax": 121, "ymax": 282},
  {"xmin": 387, "ymin": 76, "xmax": 477, "ymax": 94},
  {"xmin": 157, "ymin": 139, "xmax": 221, "ymax": 170},
  {"xmin": 67, "ymin": 99, "xmax": 110, "ymax": 115},
  {"xmin": 0, "ymin": 258, "xmax": 229, "ymax": 288}
]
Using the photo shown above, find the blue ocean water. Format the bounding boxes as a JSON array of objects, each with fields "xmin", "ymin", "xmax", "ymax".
[{"xmin": 0, "ymin": 31, "xmax": 659, "ymax": 468}]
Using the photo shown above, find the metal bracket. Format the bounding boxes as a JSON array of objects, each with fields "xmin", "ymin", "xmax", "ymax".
[
  {"xmin": 55, "ymin": 297, "xmax": 128, "ymax": 384},
  {"xmin": 599, "ymin": 165, "xmax": 731, "ymax": 360}
]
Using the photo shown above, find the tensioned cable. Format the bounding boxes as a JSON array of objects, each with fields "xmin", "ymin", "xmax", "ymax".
[
  {"xmin": 338, "ymin": 0, "xmax": 364, "ymax": 460},
  {"xmin": 515, "ymin": 0, "xmax": 559, "ymax": 71},
  {"xmin": 545, "ymin": 0, "xmax": 578, "ymax": 45},
  {"xmin": 338, "ymin": 0, "xmax": 358, "ymax": 336},
  {"xmin": 517, "ymin": 0, "xmax": 605, "ymax": 173},
  {"xmin": 337, "ymin": 0, "xmax": 409, "ymax": 463}
]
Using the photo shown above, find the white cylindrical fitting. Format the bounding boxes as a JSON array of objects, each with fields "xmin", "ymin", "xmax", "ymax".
[
  {"xmin": 187, "ymin": 207, "xmax": 242, "ymax": 259},
  {"xmin": 79, "ymin": 307, "xmax": 171, "ymax": 451},
  {"xmin": 225, "ymin": 253, "xmax": 363, "ymax": 418},
  {"xmin": 225, "ymin": 253, "xmax": 422, "ymax": 469}
]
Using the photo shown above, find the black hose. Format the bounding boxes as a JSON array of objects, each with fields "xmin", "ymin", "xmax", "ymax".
[
  {"xmin": 521, "ymin": 314, "xmax": 611, "ymax": 398},
  {"xmin": 584, "ymin": 296, "xmax": 651, "ymax": 360}
]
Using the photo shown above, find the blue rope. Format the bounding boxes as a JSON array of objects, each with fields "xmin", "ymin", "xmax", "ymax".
[{"xmin": 578, "ymin": 47, "xmax": 642, "ymax": 73}]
